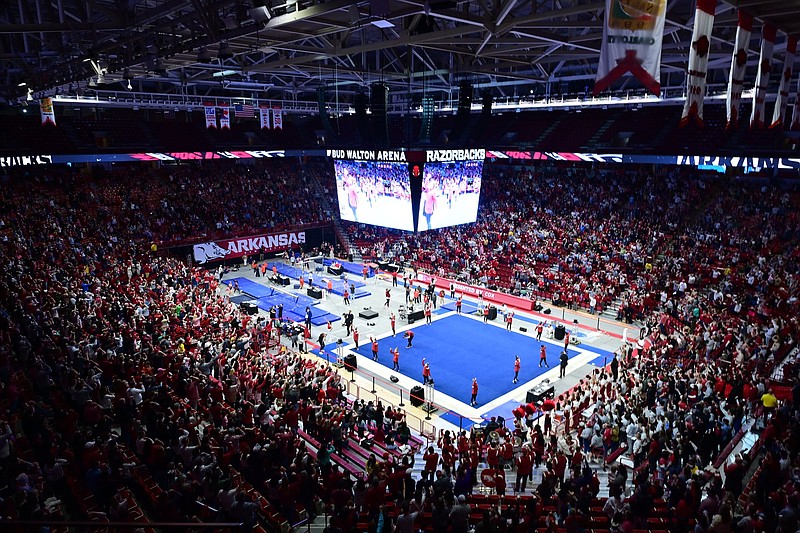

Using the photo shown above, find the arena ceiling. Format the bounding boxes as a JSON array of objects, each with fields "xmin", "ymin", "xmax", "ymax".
[{"xmin": 1, "ymin": 0, "xmax": 799, "ymax": 110}]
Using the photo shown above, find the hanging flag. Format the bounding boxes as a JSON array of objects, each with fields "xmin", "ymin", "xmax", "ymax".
[
  {"xmin": 205, "ymin": 105, "xmax": 217, "ymax": 129},
  {"xmin": 793, "ymin": 72, "xmax": 800, "ymax": 131},
  {"xmin": 259, "ymin": 106, "xmax": 271, "ymax": 129},
  {"xmin": 750, "ymin": 24, "xmax": 777, "ymax": 129},
  {"xmin": 593, "ymin": 0, "xmax": 668, "ymax": 96},
  {"xmin": 40, "ymin": 97, "xmax": 56, "ymax": 126},
  {"xmin": 770, "ymin": 35, "xmax": 797, "ymax": 129},
  {"xmin": 220, "ymin": 106, "xmax": 231, "ymax": 130},
  {"xmin": 273, "ymin": 106, "xmax": 283, "ymax": 130},
  {"xmin": 234, "ymin": 103, "xmax": 254, "ymax": 118},
  {"xmin": 726, "ymin": 11, "xmax": 753, "ymax": 129},
  {"xmin": 680, "ymin": 0, "xmax": 717, "ymax": 128}
]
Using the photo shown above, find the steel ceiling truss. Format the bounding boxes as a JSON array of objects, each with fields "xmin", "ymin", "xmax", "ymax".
[{"xmin": 0, "ymin": 0, "xmax": 797, "ymax": 112}]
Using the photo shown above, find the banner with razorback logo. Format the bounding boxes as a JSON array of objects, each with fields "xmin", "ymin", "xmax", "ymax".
[
  {"xmin": 219, "ymin": 106, "xmax": 231, "ymax": 130},
  {"xmin": 750, "ymin": 24, "xmax": 777, "ymax": 129},
  {"xmin": 594, "ymin": 0, "xmax": 667, "ymax": 96},
  {"xmin": 770, "ymin": 35, "xmax": 797, "ymax": 129},
  {"xmin": 726, "ymin": 11, "xmax": 753, "ymax": 129},
  {"xmin": 192, "ymin": 230, "xmax": 308, "ymax": 264},
  {"xmin": 681, "ymin": 0, "xmax": 717, "ymax": 127},
  {"xmin": 204, "ymin": 105, "xmax": 217, "ymax": 129}
]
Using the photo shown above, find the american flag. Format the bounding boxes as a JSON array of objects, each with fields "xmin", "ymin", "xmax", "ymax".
[{"xmin": 234, "ymin": 103, "xmax": 254, "ymax": 118}]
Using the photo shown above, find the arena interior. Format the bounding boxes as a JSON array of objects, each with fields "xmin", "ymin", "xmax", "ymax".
[{"xmin": 0, "ymin": 0, "xmax": 799, "ymax": 532}]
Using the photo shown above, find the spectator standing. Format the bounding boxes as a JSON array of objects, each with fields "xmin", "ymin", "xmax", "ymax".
[{"xmin": 610, "ymin": 352, "xmax": 619, "ymax": 381}]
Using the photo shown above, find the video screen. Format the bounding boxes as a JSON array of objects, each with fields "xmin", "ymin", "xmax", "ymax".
[
  {"xmin": 334, "ymin": 160, "xmax": 414, "ymax": 231},
  {"xmin": 418, "ymin": 160, "xmax": 483, "ymax": 231}
]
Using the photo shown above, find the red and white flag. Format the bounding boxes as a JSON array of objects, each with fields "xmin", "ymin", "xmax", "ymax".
[
  {"xmin": 220, "ymin": 106, "xmax": 230, "ymax": 130},
  {"xmin": 770, "ymin": 35, "xmax": 797, "ymax": 129},
  {"xmin": 205, "ymin": 105, "xmax": 217, "ymax": 129},
  {"xmin": 40, "ymin": 97, "xmax": 56, "ymax": 126},
  {"xmin": 593, "ymin": 0, "xmax": 667, "ymax": 96},
  {"xmin": 726, "ymin": 11, "xmax": 753, "ymax": 129},
  {"xmin": 681, "ymin": 0, "xmax": 717, "ymax": 127},
  {"xmin": 260, "ymin": 106, "xmax": 271, "ymax": 130},
  {"xmin": 750, "ymin": 24, "xmax": 777, "ymax": 129},
  {"xmin": 273, "ymin": 106, "xmax": 283, "ymax": 130}
]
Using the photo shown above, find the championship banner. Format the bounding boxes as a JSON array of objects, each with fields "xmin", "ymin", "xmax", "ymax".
[
  {"xmin": 770, "ymin": 36, "xmax": 797, "ymax": 129},
  {"xmin": 39, "ymin": 97, "xmax": 56, "ymax": 126},
  {"xmin": 680, "ymin": 0, "xmax": 717, "ymax": 127},
  {"xmin": 726, "ymin": 11, "xmax": 753, "ymax": 129},
  {"xmin": 204, "ymin": 105, "xmax": 217, "ymax": 129},
  {"xmin": 750, "ymin": 24, "xmax": 777, "ymax": 129},
  {"xmin": 259, "ymin": 106, "xmax": 271, "ymax": 130},
  {"xmin": 593, "ymin": 0, "xmax": 667, "ymax": 96},
  {"xmin": 192, "ymin": 230, "xmax": 308, "ymax": 264},
  {"xmin": 272, "ymin": 106, "xmax": 283, "ymax": 130},
  {"xmin": 219, "ymin": 106, "xmax": 231, "ymax": 130}
]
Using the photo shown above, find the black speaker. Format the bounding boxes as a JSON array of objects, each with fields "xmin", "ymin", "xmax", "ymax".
[
  {"xmin": 354, "ymin": 91, "xmax": 370, "ymax": 142},
  {"xmin": 370, "ymin": 83, "xmax": 388, "ymax": 147},
  {"xmin": 410, "ymin": 385, "xmax": 425, "ymax": 407},
  {"xmin": 544, "ymin": 308, "xmax": 551, "ymax": 315},
  {"xmin": 487, "ymin": 307, "xmax": 498, "ymax": 320},
  {"xmin": 317, "ymin": 85, "xmax": 337, "ymax": 141},
  {"xmin": 419, "ymin": 94, "xmax": 435, "ymax": 143},
  {"xmin": 344, "ymin": 353, "xmax": 358, "ymax": 372},
  {"xmin": 519, "ymin": 327, "xmax": 528, "ymax": 333}
]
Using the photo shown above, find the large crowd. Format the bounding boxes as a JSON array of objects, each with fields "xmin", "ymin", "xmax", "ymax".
[
  {"xmin": 344, "ymin": 163, "xmax": 800, "ymax": 532},
  {"xmin": 0, "ymin": 160, "xmax": 799, "ymax": 533}
]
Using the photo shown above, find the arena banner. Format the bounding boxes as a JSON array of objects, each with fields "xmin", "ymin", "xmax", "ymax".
[
  {"xmin": 193, "ymin": 229, "xmax": 310, "ymax": 264},
  {"xmin": 260, "ymin": 106, "xmax": 271, "ymax": 130},
  {"xmin": 273, "ymin": 106, "xmax": 283, "ymax": 130},
  {"xmin": 770, "ymin": 35, "xmax": 797, "ymax": 129},
  {"xmin": 750, "ymin": 24, "xmax": 777, "ymax": 129},
  {"xmin": 593, "ymin": 0, "xmax": 667, "ymax": 96},
  {"xmin": 680, "ymin": 0, "xmax": 717, "ymax": 127},
  {"xmin": 204, "ymin": 105, "xmax": 217, "ymax": 129},
  {"xmin": 726, "ymin": 11, "xmax": 753, "ymax": 129},
  {"xmin": 219, "ymin": 106, "xmax": 231, "ymax": 130},
  {"xmin": 415, "ymin": 272, "xmax": 535, "ymax": 311},
  {"xmin": 40, "ymin": 97, "xmax": 56, "ymax": 126}
]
